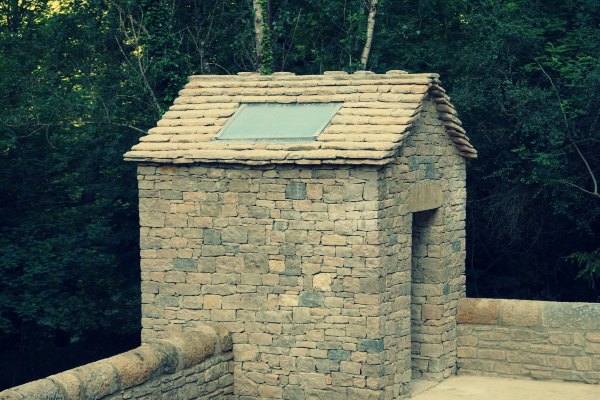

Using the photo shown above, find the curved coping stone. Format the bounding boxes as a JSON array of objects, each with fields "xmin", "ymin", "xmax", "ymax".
[
  {"xmin": 458, "ymin": 297, "xmax": 600, "ymax": 330},
  {"xmin": 0, "ymin": 325, "xmax": 230, "ymax": 400}
]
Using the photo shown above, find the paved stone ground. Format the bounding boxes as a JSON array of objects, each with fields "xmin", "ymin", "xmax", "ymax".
[{"xmin": 410, "ymin": 376, "xmax": 600, "ymax": 400}]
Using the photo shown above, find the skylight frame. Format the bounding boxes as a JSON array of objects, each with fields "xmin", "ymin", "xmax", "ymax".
[{"xmin": 215, "ymin": 102, "xmax": 342, "ymax": 142}]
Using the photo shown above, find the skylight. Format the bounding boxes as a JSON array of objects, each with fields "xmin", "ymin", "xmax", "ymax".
[{"xmin": 216, "ymin": 103, "xmax": 341, "ymax": 141}]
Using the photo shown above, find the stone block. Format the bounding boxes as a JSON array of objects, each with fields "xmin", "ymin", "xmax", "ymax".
[
  {"xmin": 306, "ymin": 184, "xmax": 323, "ymax": 200},
  {"xmin": 235, "ymin": 344, "xmax": 259, "ymax": 362},
  {"xmin": 457, "ymin": 335, "xmax": 477, "ymax": 347},
  {"xmin": 457, "ymin": 347, "xmax": 476, "ymax": 358},
  {"xmin": 359, "ymin": 277, "xmax": 379, "ymax": 294},
  {"xmin": 165, "ymin": 213, "xmax": 188, "ymax": 227},
  {"xmin": 285, "ymin": 182, "xmax": 307, "ymax": 200},
  {"xmin": 221, "ymin": 227, "xmax": 248, "ymax": 244},
  {"xmin": 139, "ymin": 212, "xmax": 165, "ymax": 228},
  {"xmin": 155, "ymin": 295, "xmax": 179, "ymax": 307},
  {"xmin": 501, "ymin": 300, "xmax": 540, "ymax": 327},
  {"xmin": 293, "ymin": 307, "xmax": 311, "ymax": 323},
  {"xmin": 203, "ymin": 228, "xmax": 222, "ymax": 245},
  {"xmin": 422, "ymin": 304, "xmax": 443, "ymax": 320},
  {"xmin": 299, "ymin": 291, "xmax": 324, "ymax": 307},
  {"xmin": 457, "ymin": 358, "xmax": 494, "ymax": 372},
  {"xmin": 419, "ymin": 343, "xmax": 443, "ymax": 357},
  {"xmin": 543, "ymin": 302, "xmax": 600, "ymax": 330},
  {"xmin": 477, "ymin": 349, "xmax": 505, "ymax": 360},
  {"xmin": 584, "ymin": 342, "xmax": 600, "ymax": 354},
  {"xmin": 258, "ymin": 385, "xmax": 283, "ymax": 398},
  {"xmin": 315, "ymin": 359, "xmax": 340, "ymax": 373},
  {"xmin": 352, "ymin": 245, "xmax": 381, "ymax": 258},
  {"xmin": 346, "ymin": 387, "xmax": 379, "ymax": 399},
  {"xmin": 284, "ymin": 256, "xmax": 303, "ymax": 276},
  {"xmin": 211, "ymin": 309, "xmax": 235, "ymax": 321},
  {"xmin": 293, "ymin": 357, "xmax": 314, "ymax": 372},
  {"xmin": 258, "ymin": 311, "xmax": 292, "ymax": 324},
  {"xmin": 249, "ymin": 333, "xmax": 273, "ymax": 345},
  {"xmin": 511, "ymin": 329, "xmax": 548, "ymax": 341},
  {"xmin": 175, "ymin": 283, "xmax": 202, "ymax": 296},
  {"xmin": 202, "ymin": 245, "xmax": 225, "ymax": 257},
  {"xmin": 204, "ymin": 295, "xmax": 222, "ymax": 309},
  {"xmin": 493, "ymin": 362, "xmax": 522, "ymax": 375},
  {"xmin": 548, "ymin": 334, "xmax": 573, "ymax": 345},
  {"xmin": 407, "ymin": 181, "xmax": 443, "ymax": 212},
  {"xmin": 173, "ymin": 258, "xmax": 197, "ymax": 272},
  {"xmin": 282, "ymin": 384, "xmax": 304, "ymax": 400},
  {"xmin": 552, "ymin": 370, "xmax": 584, "ymax": 382},
  {"xmin": 505, "ymin": 351, "xmax": 543, "ymax": 364},
  {"xmin": 574, "ymin": 357, "xmax": 592, "ymax": 371},
  {"xmin": 313, "ymin": 274, "xmax": 332, "ymax": 291},
  {"xmin": 322, "ymin": 234, "xmax": 347, "ymax": 246},
  {"xmin": 457, "ymin": 298, "xmax": 499, "ymax": 325},
  {"xmin": 529, "ymin": 370, "xmax": 554, "ymax": 380},
  {"xmin": 343, "ymin": 183, "xmax": 364, "ymax": 201},
  {"xmin": 3, "ymin": 379, "xmax": 64, "ymax": 400},
  {"xmin": 222, "ymin": 295, "xmax": 241, "ymax": 309},
  {"xmin": 323, "ymin": 186, "xmax": 344, "ymax": 203},
  {"xmin": 357, "ymin": 339, "xmax": 384, "ymax": 354},
  {"xmin": 244, "ymin": 253, "xmax": 269, "ymax": 273},
  {"xmin": 72, "ymin": 361, "xmax": 120, "ymax": 399},
  {"xmin": 235, "ymin": 375, "xmax": 259, "ymax": 396},
  {"xmin": 269, "ymin": 259, "xmax": 285, "ymax": 273},
  {"xmin": 478, "ymin": 330, "xmax": 511, "ymax": 341},
  {"xmin": 529, "ymin": 344, "xmax": 559, "ymax": 354},
  {"xmin": 329, "ymin": 349, "xmax": 351, "ymax": 361},
  {"xmin": 290, "ymin": 372, "xmax": 327, "ymax": 389},
  {"xmin": 340, "ymin": 361, "xmax": 361, "ymax": 375},
  {"xmin": 585, "ymin": 332, "xmax": 600, "ymax": 343},
  {"xmin": 413, "ymin": 258, "xmax": 450, "ymax": 283}
]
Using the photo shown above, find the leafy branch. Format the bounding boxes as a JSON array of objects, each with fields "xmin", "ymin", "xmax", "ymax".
[{"xmin": 534, "ymin": 58, "xmax": 599, "ymax": 199}]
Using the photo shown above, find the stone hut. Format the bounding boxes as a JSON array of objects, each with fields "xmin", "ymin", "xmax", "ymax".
[{"xmin": 124, "ymin": 70, "xmax": 476, "ymax": 399}]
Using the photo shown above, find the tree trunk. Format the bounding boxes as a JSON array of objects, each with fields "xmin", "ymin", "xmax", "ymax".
[
  {"xmin": 252, "ymin": 0, "xmax": 266, "ymax": 71},
  {"xmin": 360, "ymin": 0, "xmax": 379, "ymax": 69}
]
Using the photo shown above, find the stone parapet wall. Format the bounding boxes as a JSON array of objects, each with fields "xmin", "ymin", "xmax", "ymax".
[
  {"xmin": 457, "ymin": 298, "xmax": 600, "ymax": 383},
  {"xmin": 0, "ymin": 326, "xmax": 233, "ymax": 400}
]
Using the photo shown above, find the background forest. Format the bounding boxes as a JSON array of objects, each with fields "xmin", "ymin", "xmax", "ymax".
[{"xmin": 1, "ymin": 0, "xmax": 599, "ymax": 389}]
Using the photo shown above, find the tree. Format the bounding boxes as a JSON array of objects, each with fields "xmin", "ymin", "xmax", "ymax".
[
  {"xmin": 252, "ymin": 0, "xmax": 273, "ymax": 73},
  {"xmin": 1, "ymin": 0, "xmax": 599, "ymax": 389},
  {"xmin": 360, "ymin": 0, "xmax": 379, "ymax": 68}
]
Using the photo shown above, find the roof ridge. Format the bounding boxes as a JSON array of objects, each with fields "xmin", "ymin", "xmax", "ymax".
[{"xmin": 188, "ymin": 71, "xmax": 440, "ymax": 81}]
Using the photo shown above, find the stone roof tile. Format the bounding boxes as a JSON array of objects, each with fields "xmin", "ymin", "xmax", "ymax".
[{"xmin": 125, "ymin": 72, "xmax": 477, "ymax": 164}]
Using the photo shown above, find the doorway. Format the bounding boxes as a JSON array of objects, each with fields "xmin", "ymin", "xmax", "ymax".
[{"xmin": 411, "ymin": 209, "xmax": 438, "ymax": 380}]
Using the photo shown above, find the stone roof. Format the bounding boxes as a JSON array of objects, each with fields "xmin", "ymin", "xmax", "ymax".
[{"xmin": 124, "ymin": 71, "xmax": 477, "ymax": 165}]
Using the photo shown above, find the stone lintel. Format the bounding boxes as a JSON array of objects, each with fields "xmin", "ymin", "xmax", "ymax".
[{"xmin": 407, "ymin": 181, "xmax": 443, "ymax": 213}]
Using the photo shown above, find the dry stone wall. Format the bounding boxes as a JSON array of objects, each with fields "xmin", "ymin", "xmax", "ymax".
[
  {"xmin": 457, "ymin": 298, "xmax": 600, "ymax": 383},
  {"xmin": 136, "ymin": 97, "xmax": 467, "ymax": 399},
  {"xmin": 395, "ymin": 99, "xmax": 467, "ymax": 383},
  {"xmin": 0, "ymin": 326, "xmax": 233, "ymax": 400},
  {"xmin": 138, "ymin": 161, "xmax": 390, "ymax": 399}
]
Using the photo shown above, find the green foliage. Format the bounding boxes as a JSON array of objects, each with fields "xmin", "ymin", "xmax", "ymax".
[
  {"xmin": 568, "ymin": 249, "xmax": 600, "ymax": 288},
  {"xmin": 258, "ymin": 0, "xmax": 274, "ymax": 74},
  {"xmin": 1, "ymin": 0, "xmax": 599, "ymax": 388}
]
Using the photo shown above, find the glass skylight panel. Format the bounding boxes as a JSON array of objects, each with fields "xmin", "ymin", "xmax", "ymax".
[{"xmin": 216, "ymin": 103, "xmax": 341, "ymax": 141}]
